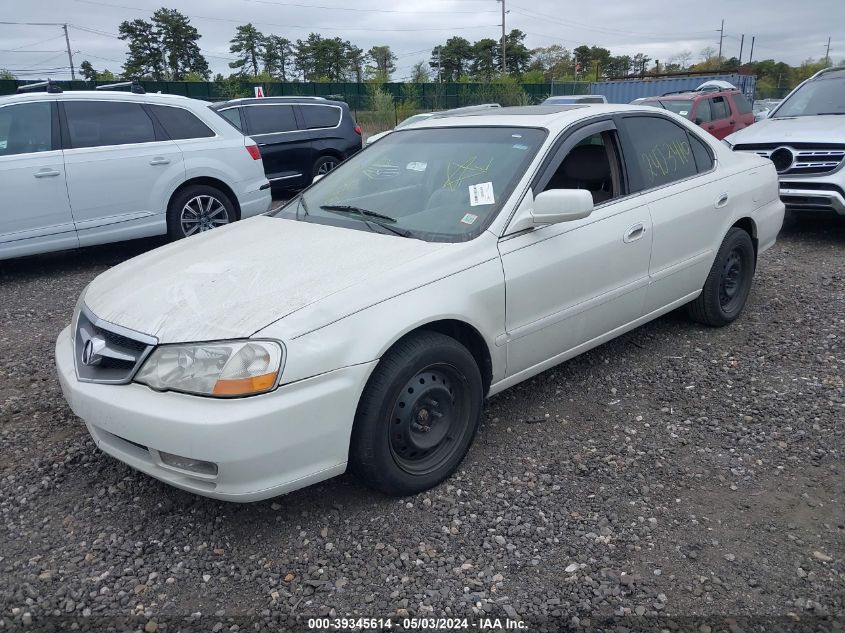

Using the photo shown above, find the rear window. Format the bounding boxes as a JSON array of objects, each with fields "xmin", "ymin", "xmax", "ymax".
[
  {"xmin": 149, "ymin": 105, "xmax": 215, "ymax": 140},
  {"xmin": 217, "ymin": 107, "xmax": 243, "ymax": 131},
  {"xmin": 244, "ymin": 104, "xmax": 298, "ymax": 135},
  {"xmin": 733, "ymin": 94, "xmax": 753, "ymax": 114},
  {"xmin": 300, "ymin": 104, "xmax": 341, "ymax": 129}
]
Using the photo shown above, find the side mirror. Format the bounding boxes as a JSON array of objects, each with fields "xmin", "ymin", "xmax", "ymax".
[
  {"xmin": 694, "ymin": 117, "xmax": 704, "ymax": 125},
  {"xmin": 531, "ymin": 189, "xmax": 594, "ymax": 224}
]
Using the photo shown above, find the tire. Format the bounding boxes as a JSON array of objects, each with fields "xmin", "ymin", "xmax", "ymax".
[
  {"xmin": 167, "ymin": 184, "xmax": 236, "ymax": 241},
  {"xmin": 687, "ymin": 227, "xmax": 756, "ymax": 327},
  {"xmin": 312, "ymin": 155, "xmax": 338, "ymax": 180},
  {"xmin": 349, "ymin": 331, "xmax": 483, "ymax": 496}
]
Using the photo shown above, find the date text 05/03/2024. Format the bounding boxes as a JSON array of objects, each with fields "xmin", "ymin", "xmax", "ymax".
[{"xmin": 306, "ymin": 617, "xmax": 528, "ymax": 630}]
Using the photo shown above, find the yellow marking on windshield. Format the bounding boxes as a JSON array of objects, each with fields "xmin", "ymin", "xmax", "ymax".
[{"xmin": 443, "ymin": 156, "xmax": 493, "ymax": 191}]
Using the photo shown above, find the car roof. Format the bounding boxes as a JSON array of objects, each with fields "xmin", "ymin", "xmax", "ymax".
[
  {"xmin": 405, "ymin": 103, "xmax": 661, "ymax": 132},
  {"xmin": 0, "ymin": 90, "xmax": 209, "ymax": 106},
  {"xmin": 211, "ymin": 96, "xmax": 347, "ymax": 108},
  {"xmin": 645, "ymin": 88, "xmax": 741, "ymax": 100}
]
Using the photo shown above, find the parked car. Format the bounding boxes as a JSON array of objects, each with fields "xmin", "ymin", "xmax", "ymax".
[
  {"xmin": 0, "ymin": 81, "xmax": 271, "ymax": 261},
  {"xmin": 638, "ymin": 88, "xmax": 755, "ymax": 139},
  {"xmin": 56, "ymin": 104, "xmax": 784, "ymax": 501},
  {"xmin": 752, "ymin": 99, "xmax": 782, "ymax": 121},
  {"xmin": 210, "ymin": 96, "xmax": 362, "ymax": 190},
  {"xmin": 543, "ymin": 95, "xmax": 608, "ymax": 105},
  {"xmin": 726, "ymin": 66, "xmax": 845, "ymax": 217},
  {"xmin": 365, "ymin": 104, "xmax": 501, "ymax": 145}
]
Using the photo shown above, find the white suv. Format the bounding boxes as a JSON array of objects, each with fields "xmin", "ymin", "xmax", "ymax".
[
  {"xmin": 0, "ymin": 81, "xmax": 271, "ymax": 260},
  {"xmin": 726, "ymin": 66, "xmax": 845, "ymax": 217}
]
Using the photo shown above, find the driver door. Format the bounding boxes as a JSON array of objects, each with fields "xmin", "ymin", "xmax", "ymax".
[{"xmin": 498, "ymin": 119, "xmax": 653, "ymax": 379}]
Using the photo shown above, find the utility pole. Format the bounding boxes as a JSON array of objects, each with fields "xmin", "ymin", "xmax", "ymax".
[
  {"xmin": 717, "ymin": 19, "xmax": 725, "ymax": 63},
  {"xmin": 824, "ymin": 36, "xmax": 831, "ymax": 66},
  {"xmin": 498, "ymin": 0, "xmax": 507, "ymax": 74},
  {"xmin": 62, "ymin": 23, "xmax": 75, "ymax": 80},
  {"xmin": 749, "ymin": 36, "xmax": 755, "ymax": 64},
  {"xmin": 738, "ymin": 34, "xmax": 744, "ymax": 66}
]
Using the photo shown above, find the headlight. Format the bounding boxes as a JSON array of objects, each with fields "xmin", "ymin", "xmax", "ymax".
[{"xmin": 135, "ymin": 340, "xmax": 284, "ymax": 397}]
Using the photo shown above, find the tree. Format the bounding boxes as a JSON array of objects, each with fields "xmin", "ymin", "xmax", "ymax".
[
  {"xmin": 674, "ymin": 50, "xmax": 692, "ymax": 70},
  {"xmin": 528, "ymin": 45, "xmax": 572, "ymax": 80},
  {"xmin": 347, "ymin": 44, "xmax": 365, "ymax": 82},
  {"xmin": 80, "ymin": 60, "xmax": 99, "ymax": 80},
  {"xmin": 119, "ymin": 18, "xmax": 163, "ymax": 79},
  {"xmin": 499, "ymin": 30, "xmax": 530, "ymax": 74},
  {"xmin": 295, "ymin": 33, "xmax": 359, "ymax": 81},
  {"xmin": 119, "ymin": 9, "xmax": 208, "ymax": 80},
  {"xmin": 0, "ymin": 69, "xmax": 14, "ymax": 80},
  {"xmin": 573, "ymin": 45, "xmax": 592, "ymax": 75},
  {"xmin": 470, "ymin": 38, "xmax": 498, "ymax": 81},
  {"xmin": 410, "ymin": 60, "xmax": 429, "ymax": 83},
  {"xmin": 429, "ymin": 37, "xmax": 472, "ymax": 82},
  {"xmin": 229, "ymin": 23, "xmax": 265, "ymax": 77},
  {"xmin": 263, "ymin": 35, "xmax": 293, "ymax": 81},
  {"xmin": 153, "ymin": 8, "xmax": 208, "ymax": 80},
  {"xmin": 367, "ymin": 45, "xmax": 397, "ymax": 80}
]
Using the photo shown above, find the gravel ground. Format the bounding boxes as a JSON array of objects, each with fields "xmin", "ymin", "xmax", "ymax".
[{"xmin": 0, "ymin": 215, "xmax": 843, "ymax": 632}]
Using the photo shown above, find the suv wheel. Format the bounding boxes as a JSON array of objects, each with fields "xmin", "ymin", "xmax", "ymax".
[
  {"xmin": 167, "ymin": 185, "xmax": 235, "ymax": 240},
  {"xmin": 312, "ymin": 155, "xmax": 338, "ymax": 179}
]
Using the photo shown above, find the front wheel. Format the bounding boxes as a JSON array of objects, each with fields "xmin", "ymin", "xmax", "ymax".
[
  {"xmin": 349, "ymin": 331, "xmax": 483, "ymax": 496},
  {"xmin": 687, "ymin": 227, "xmax": 755, "ymax": 327},
  {"xmin": 167, "ymin": 185, "xmax": 235, "ymax": 241}
]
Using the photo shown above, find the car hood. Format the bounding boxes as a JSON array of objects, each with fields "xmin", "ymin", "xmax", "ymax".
[
  {"xmin": 728, "ymin": 115, "xmax": 845, "ymax": 146},
  {"xmin": 83, "ymin": 216, "xmax": 448, "ymax": 343}
]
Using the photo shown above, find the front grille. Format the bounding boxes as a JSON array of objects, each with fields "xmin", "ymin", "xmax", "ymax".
[
  {"xmin": 74, "ymin": 307, "xmax": 158, "ymax": 384},
  {"xmin": 735, "ymin": 143, "xmax": 845, "ymax": 175}
]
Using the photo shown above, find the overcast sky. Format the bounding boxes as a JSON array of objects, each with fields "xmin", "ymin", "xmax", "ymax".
[{"xmin": 1, "ymin": 0, "xmax": 842, "ymax": 80}]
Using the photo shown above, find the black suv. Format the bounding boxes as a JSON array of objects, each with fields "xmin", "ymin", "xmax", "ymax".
[{"xmin": 210, "ymin": 97, "xmax": 362, "ymax": 190}]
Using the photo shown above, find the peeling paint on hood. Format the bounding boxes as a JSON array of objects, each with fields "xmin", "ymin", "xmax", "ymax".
[{"xmin": 83, "ymin": 216, "xmax": 447, "ymax": 343}]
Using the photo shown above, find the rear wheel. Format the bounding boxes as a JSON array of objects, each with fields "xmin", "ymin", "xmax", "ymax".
[
  {"xmin": 312, "ymin": 155, "xmax": 338, "ymax": 179},
  {"xmin": 687, "ymin": 227, "xmax": 755, "ymax": 327},
  {"xmin": 167, "ymin": 185, "xmax": 235, "ymax": 240},
  {"xmin": 349, "ymin": 331, "xmax": 483, "ymax": 496}
]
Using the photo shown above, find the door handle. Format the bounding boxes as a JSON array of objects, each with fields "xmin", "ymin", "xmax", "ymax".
[
  {"xmin": 149, "ymin": 157, "xmax": 170, "ymax": 165},
  {"xmin": 623, "ymin": 223, "xmax": 646, "ymax": 243},
  {"xmin": 715, "ymin": 192, "xmax": 730, "ymax": 208},
  {"xmin": 34, "ymin": 169, "xmax": 61, "ymax": 178}
]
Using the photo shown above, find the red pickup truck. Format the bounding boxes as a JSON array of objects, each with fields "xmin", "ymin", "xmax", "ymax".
[{"xmin": 637, "ymin": 89, "xmax": 756, "ymax": 139}]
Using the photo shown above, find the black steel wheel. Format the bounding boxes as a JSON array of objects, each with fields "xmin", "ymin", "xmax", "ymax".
[
  {"xmin": 349, "ymin": 331, "xmax": 483, "ymax": 496},
  {"xmin": 687, "ymin": 227, "xmax": 755, "ymax": 327}
]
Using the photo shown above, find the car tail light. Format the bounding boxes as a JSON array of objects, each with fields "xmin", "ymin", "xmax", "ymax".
[
  {"xmin": 353, "ymin": 125, "xmax": 362, "ymax": 136},
  {"xmin": 245, "ymin": 144, "xmax": 261, "ymax": 160}
]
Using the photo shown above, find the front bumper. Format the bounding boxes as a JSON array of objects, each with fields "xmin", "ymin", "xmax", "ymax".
[
  {"xmin": 56, "ymin": 326, "xmax": 376, "ymax": 502},
  {"xmin": 779, "ymin": 180, "xmax": 845, "ymax": 215}
]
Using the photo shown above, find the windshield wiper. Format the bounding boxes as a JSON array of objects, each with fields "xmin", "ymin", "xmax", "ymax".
[
  {"xmin": 319, "ymin": 204, "xmax": 412, "ymax": 238},
  {"xmin": 320, "ymin": 205, "xmax": 399, "ymax": 223},
  {"xmin": 816, "ymin": 112, "xmax": 845, "ymax": 115}
]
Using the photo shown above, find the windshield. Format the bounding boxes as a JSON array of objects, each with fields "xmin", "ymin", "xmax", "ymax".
[
  {"xmin": 645, "ymin": 99, "xmax": 694, "ymax": 117},
  {"xmin": 272, "ymin": 126, "xmax": 546, "ymax": 242},
  {"xmin": 773, "ymin": 76, "xmax": 845, "ymax": 117}
]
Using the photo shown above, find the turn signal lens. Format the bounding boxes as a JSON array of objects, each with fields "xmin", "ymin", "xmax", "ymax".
[
  {"xmin": 212, "ymin": 372, "xmax": 278, "ymax": 395},
  {"xmin": 245, "ymin": 144, "xmax": 261, "ymax": 160}
]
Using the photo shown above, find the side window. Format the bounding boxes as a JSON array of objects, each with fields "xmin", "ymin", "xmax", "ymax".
[
  {"xmin": 711, "ymin": 97, "xmax": 730, "ymax": 120},
  {"xmin": 694, "ymin": 98, "xmax": 712, "ymax": 123},
  {"xmin": 688, "ymin": 131, "xmax": 715, "ymax": 172},
  {"xmin": 732, "ymin": 93, "xmax": 752, "ymax": 115},
  {"xmin": 620, "ymin": 116, "xmax": 698, "ymax": 191},
  {"xmin": 148, "ymin": 105, "xmax": 215, "ymax": 140},
  {"xmin": 218, "ymin": 108, "xmax": 243, "ymax": 131},
  {"xmin": 64, "ymin": 101, "xmax": 156, "ymax": 149},
  {"xmin": 243, "ymin": 105, "xmax": 298, "ymax": 135},
  {"xmin": 0, "ymin": 101, "xmax": 53, "ymax": 157},
  {"xmin": 542, "ymin": 130, "xmax": 621, "ymax": 205},
  {"xmin": 300, "ymin": 105, "xmax": 341, "ymax": 129}
]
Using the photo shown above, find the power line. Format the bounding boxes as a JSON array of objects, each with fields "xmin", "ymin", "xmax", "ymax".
[
  {"xmin": 70, "ymin": 0, "xmax": 499, "ymax": 32},
  {"xmin": 241, "ymin": 0, "xmax": 498, "ymax": 14}
]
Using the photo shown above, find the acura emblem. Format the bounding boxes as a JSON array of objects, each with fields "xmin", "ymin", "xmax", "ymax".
[{"xmin": 81, "ymin": 336, "xmax": 106, "ymax": 366}]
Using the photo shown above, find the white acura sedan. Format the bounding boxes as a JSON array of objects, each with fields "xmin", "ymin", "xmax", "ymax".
[{"xmin": 56, "ymin": 105, "xmax": 784, "ymax": 502}]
